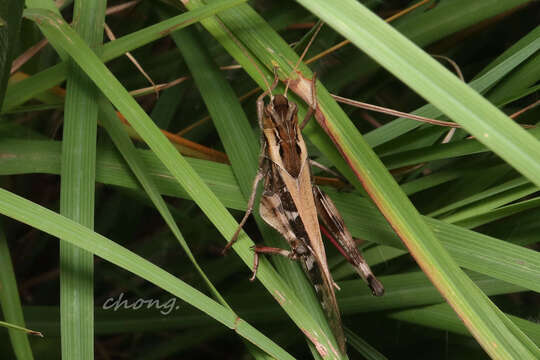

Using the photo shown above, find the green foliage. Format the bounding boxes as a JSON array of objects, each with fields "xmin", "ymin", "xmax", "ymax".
[{"xmin": 0, "ymin": 1, "xmax": 538, "ymax": 359}]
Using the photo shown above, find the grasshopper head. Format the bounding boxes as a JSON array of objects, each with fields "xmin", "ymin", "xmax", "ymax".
[{"xmin": 266, "ymin": 94, "xmax": 298, "ymax": 128}]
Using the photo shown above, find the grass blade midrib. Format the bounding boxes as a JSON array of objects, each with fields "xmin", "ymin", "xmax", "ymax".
[{"xmin": 58, "ymin": 1, "xmax": 106, "ymax": 358}]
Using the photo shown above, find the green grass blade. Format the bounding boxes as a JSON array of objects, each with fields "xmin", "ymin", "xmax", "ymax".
[
  {"xmin": 440, "ymin": 184, "xmax": 538, "ymax": 224},
  {"xmin": 400, "ymin": 168, "xmax": 467, "ymax": 196},
  {"xmin": 171, "ymin": 26, "xmax": 259, "ymax": 196},
  {"xmin": 486, "ymin": 47, "xmax": 540, "ymax": 106},
  {"xmin": 428, "ymin": 177, "xmax": 531, "ymax": 217},
  {"xmin": 0, "ymin": 221, "xmax": 35, "ymax": 359},
  {"xmin": 382, "ymin": 128, "xmax": 540, "ymax": 170},
  {"xmin": 98, "ymin": 98, "xmax": 228, "ymax": 306},
  {"xmin": 0, "ymin": 187, "xmax": 294, "ymax": 359},
  {"xmin": 456, "ymin": 197, "xmax": 540, "ymax": 229},
  {"xmin": 58, "ymin": 2, "xmax": 105, "ymax": 358}
]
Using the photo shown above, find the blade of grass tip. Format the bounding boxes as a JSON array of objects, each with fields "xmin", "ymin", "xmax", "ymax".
[
  {"xmin": 0, "ymin": 321, "xmax": 43, "ymax": 338},
  {"xmin": 59, "ymin": 2, "xmax": 106, "ymax": 359},
  {"xmin": 23, "ymin": 9, "xmax": 340, "ymax": 357},
  {"xmin": 0, "ymin": 221, "xmax": 35, "ymax": 359},
  {"xmin": 98, "ymin": 98, "xmax": 228, "ymax": 306},
  {"xmin": 0, "ymin": 188, "xmax": 294, "ymax": 360},
  {"xmin": 2, "ymin": 0, "xmax": 249, "ymax": 112}
]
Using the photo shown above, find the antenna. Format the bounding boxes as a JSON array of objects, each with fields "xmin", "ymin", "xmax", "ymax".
[{"xmin": 284, "ymin": 21, "xmax": 324, "ymax": 97}]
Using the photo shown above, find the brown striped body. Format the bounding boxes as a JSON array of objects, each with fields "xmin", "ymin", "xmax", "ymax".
[{"xmin": 226, "ymin": 85, "xmax": 383, "ymax": 355}]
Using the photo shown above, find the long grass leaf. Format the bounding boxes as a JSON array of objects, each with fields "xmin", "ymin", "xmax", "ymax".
[
  {"xmin": 0, "ymin": 222, "xmax": 35, "ymax": 359},
  {"xmin": 98, "ymin": 98, "xmax": 227, "ymax": 306},
  {"xmin": 0, "ymin": 187, "xmax": 293, "ymax": 359},
  {"xmin": 58, "ymin": 2, "xmax": 106, "ymax": 358}
]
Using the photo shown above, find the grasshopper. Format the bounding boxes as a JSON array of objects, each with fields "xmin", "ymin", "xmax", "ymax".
[{"xmin": 224, "ymin": 69, "xmax": 384, "ymax": 352}]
